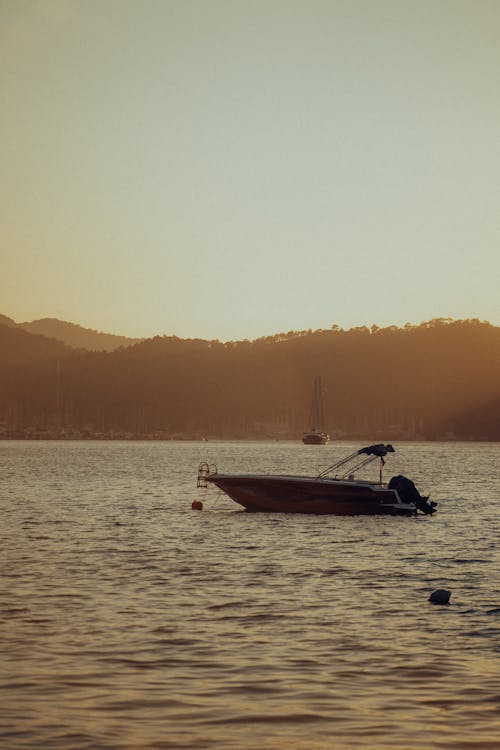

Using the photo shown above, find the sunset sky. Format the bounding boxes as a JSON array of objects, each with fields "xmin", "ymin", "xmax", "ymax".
[{"xmin": 2, "ymin": 0, "xmax": 500, "ymax": 341}]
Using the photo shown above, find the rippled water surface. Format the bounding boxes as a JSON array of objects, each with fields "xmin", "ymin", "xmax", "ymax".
[{"xmin": 1, "ymin": 440, "xmax": 499, "ymax": 749}]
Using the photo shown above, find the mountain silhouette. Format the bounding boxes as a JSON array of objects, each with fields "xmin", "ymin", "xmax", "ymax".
[
  {"xmin": 2, "ymin": 315, "xmax": 142, "ymax": 351},
  {"xmin": 1, "ymin": 317, "xmax": 499, "ymax": 440},
  {"xmin": 0, "ymin": 321, "xmax": 72, "ymax": 364}
]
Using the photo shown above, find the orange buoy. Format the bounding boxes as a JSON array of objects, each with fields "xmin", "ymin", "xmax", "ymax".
[{"xmin": 191, "ymin": 500, "xmax": 203, "ymax": 511}]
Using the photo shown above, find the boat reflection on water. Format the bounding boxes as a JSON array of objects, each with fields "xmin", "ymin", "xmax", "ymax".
[{"xmin": 197, "ymin": 443, "xmax": 437, "ymax": 516}]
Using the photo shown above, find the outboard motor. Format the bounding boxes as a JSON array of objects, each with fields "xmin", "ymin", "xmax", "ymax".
[{"xmin": 388, "ymin": 475, "xmax": 437, "ymax": 515}]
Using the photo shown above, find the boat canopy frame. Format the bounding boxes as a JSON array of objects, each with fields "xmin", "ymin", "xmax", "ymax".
[{"xmin": 317, "ymin": 443, "xmax": 395, "ymax": 481}]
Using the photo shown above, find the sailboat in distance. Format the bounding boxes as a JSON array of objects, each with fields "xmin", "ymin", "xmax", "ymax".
[{"xmin": 302, "ymin": 377, "xmax": 330, "ymax": 445}]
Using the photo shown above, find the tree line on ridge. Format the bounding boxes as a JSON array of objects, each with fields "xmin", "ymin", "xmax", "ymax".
[{"xmin": 1, "ymin": 318, "xmax": 499, "ymax": 440}]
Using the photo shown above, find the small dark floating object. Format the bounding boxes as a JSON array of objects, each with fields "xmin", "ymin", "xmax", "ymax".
[
  {"xmin": 191, "ymin": 500, "xmax": 203, "ymax": 511},
  {"xmin": 429, "ymin": 589, "xmax": 451, "ymax": 605}
]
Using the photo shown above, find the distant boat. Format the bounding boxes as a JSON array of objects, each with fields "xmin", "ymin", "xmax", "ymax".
[{"xmin": 302, "ymin": 377, "xmax": 329, "ymax": 444}]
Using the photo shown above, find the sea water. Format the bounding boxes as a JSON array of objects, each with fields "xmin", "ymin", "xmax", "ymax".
[{"xmin": 1, "ymin": 440, "xmax": 499, "ymax": 749}]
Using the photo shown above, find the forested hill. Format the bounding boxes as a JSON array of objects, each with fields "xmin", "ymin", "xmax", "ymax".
[
  {"xmin": 1, "ymin": 314, "xmax": 142, "ymax": 351},
  {"xmin": 1, "ymin": 319, "xmax": 500, "ymax": 440},
  {"xmin": 0, "ymin": 321, "xmax": 72, "ymax": 364}
]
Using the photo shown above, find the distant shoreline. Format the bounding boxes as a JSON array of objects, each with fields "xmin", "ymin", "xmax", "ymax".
[{"xmin": 0, "ymin": 435, "xmax": 495, "ymax": 443}]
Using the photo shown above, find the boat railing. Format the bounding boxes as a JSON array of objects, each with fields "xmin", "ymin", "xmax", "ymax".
[
  {"xmin": 317, "ymin": 444, "xmax": 395, "ymax": 482},
  {"xmin": 197, "ymin": 462, "xmax": 217, "ymax": 488},
  {"xmin": 317, "ymin": 449, "xmax": 360, "ymax": 478},
  {"xmin": 318, "ymin": 452, "xmax": 382, "ymax": 480}
]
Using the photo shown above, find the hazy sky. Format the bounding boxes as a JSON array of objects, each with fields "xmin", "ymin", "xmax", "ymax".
[{"xmin": 2, "ymin": 0, "xmax": 500, "ymax": 340}]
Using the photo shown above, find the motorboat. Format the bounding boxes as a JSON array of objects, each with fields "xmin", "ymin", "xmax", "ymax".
[{"xmin": 196, "ymin": 443, "xmax": 437, "ymax": 516}]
